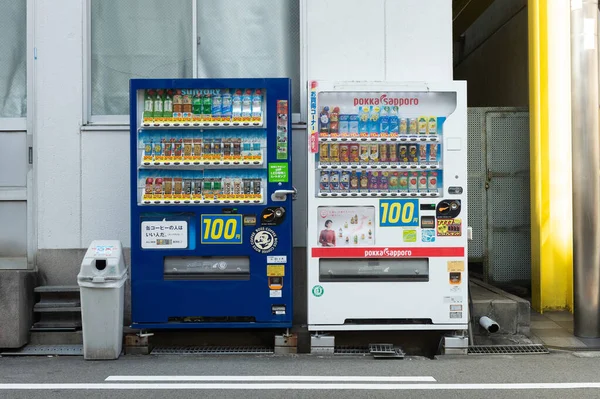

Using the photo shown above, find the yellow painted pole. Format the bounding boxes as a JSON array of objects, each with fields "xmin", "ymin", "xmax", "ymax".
[{"xmin": 528, "ymin": 0, "xmax": 574, "ymax": 312}]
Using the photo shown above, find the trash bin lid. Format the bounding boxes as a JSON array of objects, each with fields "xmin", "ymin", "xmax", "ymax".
[{"xmin": 78, "ymin": 240, "xmax": 127, "ymax": 283}]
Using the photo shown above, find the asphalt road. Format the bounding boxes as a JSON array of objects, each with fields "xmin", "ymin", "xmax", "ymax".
[{"xmin": 1, "ymin": 351, "xmax": 600, "ymax": 398}]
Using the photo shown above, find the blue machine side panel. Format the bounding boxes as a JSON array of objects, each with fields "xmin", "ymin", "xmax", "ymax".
[{"xmin": 129, "ymin": 78, "xmax": 293, "ymax": 328}]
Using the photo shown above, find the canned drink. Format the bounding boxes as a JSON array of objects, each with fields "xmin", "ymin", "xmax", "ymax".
[
  {"xmin": 408, "ymin": 145, "xmax": 418, "ymax": 164},
  {"xmin": 360, "ymin": 171, "xmax": 369, "ymax": 192},
  {"xmin": 428, "ymin": 171, "xmax": 438, "ymax": 193},
  {"xmin": 203, "ymin": 178, "xmax": 214, "ymax": 196},
  {"xmin": 428, "ymin": 117, "xmax": 437, "ymax": 135},
  {"xmin": 418, "ymin": 172, "xmax": 428, "ymax": 193},
  {"xmin": 253, "ymin": 179, "xmax": 262, "ymax": 195},
  {"xmin": 419, "ymin": 144, "xmax": 428, "ymax": 163},
  {"xmin": 243, "ymin": 178, "xmax": 252, "ymax": 196},
  {"xmin": 339, "ymin": 144, "xmax": 350, "ymax": 163},
  {"xmin": 388, "ymin": 171, "xmax": 399, "ymax": 192},
  {"xmin": 409, "ymin": 118, "xmax": 418, "ymax": 136},
  {"xmin": 329, "ymin": 170, "xmax": 340, "ymax": 192},
  {"xmin": 399, "ymin": 145, "xmax": 409, "ymax": 163},
  {"xmin": 360, "ymin": 144, "xmax": 370, "ymax": 164},
  {"xmin": 369, "ymin": 144, "xmax": 379, "ymax": 163},
  {"xmin": 223, "ymin": 138, "xmax": 232, "ymax": 157},
  {"xmin": 203, "ymin": 138, "xmax": 213, "ymax": 157},
  {"xmin": 350, "ymin": 170, "xmax": 360, "ymax": 192},
  {"xmin": 320, "ymin": 142, "xmax": 329, "ymax": 163},
  {"xmin": 319, "ymin": 170, "xmax": 330, "ymax": 192},
  {"xmin": 399, "ymin": 118, "xmax": 408, "ymax": 135},
  {"xmin": 349, "ymin": 144, "xmax": 360, "ymax": 163},
  {"xmin": 368, "ymin": 171, "xmax": 379, "ymax": 191},
  {"xmin": 429, "ymin": 143, "xmax": 438, "ymax": 163},
  {"xmin": 340, "ymin": 170, "xmax": 350, "ymax": 192},
  {"xmin": 193, "ymin": 139, "xmax": 202, "ymax": 163},
  {"xmin": 418, "ymin": 116, "xmax": 428, "ymax": 135},
  {"xmin": 389, "ymin": 143, "xmax": 398, "ymax": 163},
  {"xmin": 409, "ymin": 172, "xmax": 419, "ymax": 193},
  {"xmin": 213, "ymin": 138, "xmax": 223, "ymax": 160},
  {"xmin": 379, "ymin": 143, "xmax": 389, "ymax": 163},
  {"xmin": 330, "ymin": 143, "xmax": 340, "ymax": 163},
  {"xmin": 399, "ymin": 172, "xmax": 409, "ymax": 193},
  {"xmin": 379, "ymin": 171, "xmax": 389, "ymax": 191}
]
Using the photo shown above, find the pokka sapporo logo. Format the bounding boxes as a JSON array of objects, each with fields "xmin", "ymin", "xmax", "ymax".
[
  {"xmin": 353, "ymin": 94, "xmax": 419, "ymax": 107},
  {"xmin": 320, "ymin": 209, "xmax": 329, "ymax": 218}
]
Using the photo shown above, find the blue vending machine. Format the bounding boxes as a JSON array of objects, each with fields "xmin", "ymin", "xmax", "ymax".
[{"xmin": 130, "ymin": 78, "xmax": 293, "ymax": 329}]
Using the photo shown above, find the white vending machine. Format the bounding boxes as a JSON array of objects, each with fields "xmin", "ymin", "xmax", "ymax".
[{"xmin": 307, "ymin": 81, "xmax": 468, "ymax": 332}]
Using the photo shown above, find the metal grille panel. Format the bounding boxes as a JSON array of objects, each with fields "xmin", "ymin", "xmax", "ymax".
[
  {"xmin": 467, "ymin": 108, "xmax": 487, "ymax": 260},
  {"xmin": 334, "ymin": 346, "xmax": 370, "ymax": 355},
  {"xmin": 468, "ymin": 344, "xmax": 548, "ymax": 355},
  {"xmin": 1, "ymin": 345, "xmax": 83, "ymax": 356},
  {"xmin": 491, "ymin": 231, "xmax": 531, "ymax": 281},
  {"xmin": 151, "ymin": 346, "xmax": 274, "ymax": 355},
  {"xmin": 486, "ymin": 111, "xmax": 530, "ymax": 283}
]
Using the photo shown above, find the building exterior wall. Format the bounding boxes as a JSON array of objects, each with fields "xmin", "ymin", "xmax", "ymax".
[
  {"xmin": 34, "ymin": 0, "xmax": 453, "ymax": 292},
  {"xmin": 454, "ymin": 0, "xmax": 529, "ymax": 107}
]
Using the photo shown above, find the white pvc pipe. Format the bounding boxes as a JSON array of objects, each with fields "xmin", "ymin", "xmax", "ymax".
[{"xmin": 479, "ymin": 316, "xmax": 499, "ymax": 333}]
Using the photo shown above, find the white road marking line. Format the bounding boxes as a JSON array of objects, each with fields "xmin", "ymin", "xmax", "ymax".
[
  {"xmin": 1, "ymin": 383, "xmax": 600, "ymax": 390},
  {"xmin": 105, "ymin": 376, "xmax": 437, "ymax": 382}
]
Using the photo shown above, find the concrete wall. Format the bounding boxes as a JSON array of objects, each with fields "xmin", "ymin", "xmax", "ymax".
[
  {"xmin": 454, "ymin": 0, "xmax": 529, "ymax": 107},
  {"xmin": 34, "ymin": 1, "xmax": 453, "ymax": 326}
]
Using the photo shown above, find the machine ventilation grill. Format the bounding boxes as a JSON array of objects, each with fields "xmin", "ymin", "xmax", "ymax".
[
  {"xmin": 468, "ymin": 344, "xmax": 548, "ymax": 355},
  {"xmin": 334, "ymin": 346, "xmax": 370, "ymax": 355},
  {"xmin": 151, "ymin": 346, "xmax": 274, "ymax": 355}
]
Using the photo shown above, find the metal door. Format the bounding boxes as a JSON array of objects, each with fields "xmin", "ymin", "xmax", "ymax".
[
  {"xmin": 485, "ymin": 110, "xmax": 531, "ymax": 283},
  {"xmin": 467, "ymin": 108, "xmax": 530, "ymax": 284}
]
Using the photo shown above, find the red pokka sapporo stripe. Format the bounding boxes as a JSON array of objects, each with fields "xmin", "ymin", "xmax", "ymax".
[{"xmin": 311, "ymin": 246, "xmax": 464, "ymax": 258}]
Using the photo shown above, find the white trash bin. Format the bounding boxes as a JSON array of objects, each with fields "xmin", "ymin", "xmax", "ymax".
[{"xmin": 77, "ymin": 240, "xmax": 127, "ymax": 360}]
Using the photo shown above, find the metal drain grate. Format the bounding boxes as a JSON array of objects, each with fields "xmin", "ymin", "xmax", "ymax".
[
  {"xmin": 1, "ymin": 345, "xmax": 83, "ymax": 356},
  {"xmin": 468, "ymin": 344, "xmax": 549, "ymax": 355},
  {"xmin": 369, "ymin": 343, "xmax": 395, "ymax": 354},
  {"xmin": 334, "ymin": 346, "xmax": 370, "ymax": 355},
  {"xmin": 151, "ymin": 346, "xmax": 274, "ymax": 355}
]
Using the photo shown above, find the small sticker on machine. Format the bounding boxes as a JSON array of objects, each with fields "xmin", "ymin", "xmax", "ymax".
[
  {"xmin": 267, "ymin": 255, "xmax": 287, "ymax": 263},
  {"xmin": 270, "ymin": 290, "xmax": 282, "ymax": 298},
  {"xmin": 450, "ymin": 312, "xmax": 463, "ymax": 319}
]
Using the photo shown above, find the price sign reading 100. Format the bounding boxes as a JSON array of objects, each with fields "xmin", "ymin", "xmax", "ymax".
[{"xmin": 379, "ymin": 199, "xmax": 420, "ymax": 227}]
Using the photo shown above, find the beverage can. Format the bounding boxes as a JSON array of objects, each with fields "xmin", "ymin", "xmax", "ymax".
[
  {"xmin": 428, "ymin": 117, "xmax": 437, "ymax": 135},
  {"xmin": 399, "ymin": 118, "xmax": 408, "ymax": 136},
  {"xmin": 349, "ymin": 144, "xmax": 360, "ymax": 163},
  {"xmin": 418, "ymin": 116, "xmax": 428, "ymax": 135},
  {"xmin": 379, "ymin": 143, "xmax": 389, "ymax": 163},
  {"xmin": 379, "ymin": 171, "xmax": 389, "ymax": 191},
  {"xmin": 360, "ymin": 171, "xmax": 369, "ymax": 193},
  {"xmin": 202, "ymin": 94, "xmax": 212, "ymax": 117},
  {"xmin": 409, "ymin": 172, "xmax": 418, "ymax": 193},
  {"xmin": 388, "ymin": 171, "xmax": 399, "ymax": 191},
  {"xmin": 409, "ymin": 118, "xmax": 418, "ymax": 136},
  {"xmin": 329, "ymin": 143, "xmax": 340, "ymax": 163},
  {"xmin": 339, "ymin": 144, "xmax": 350, "ymax": 163},
  {"xmin": 399, "ymin": 172, "xmax": 409, "ymax": 193},
  {"xmin": 329, "ymin": 170, "xmax": 340, "ymax": 192},
  {"xmin": 389, "ymin": 143, "xmax": 398, "ymax": 162},
  {"xmin": 429, "ymin": 144, "xmax": 438, "ymax": 163},
  {"xmin": 418, "ymin": 172, "xmax": 428, "ymax": 192},
  {"xmin": 369, "ymin": 171, "xmax": 379, "ymax": 191},
  {"xmin": 350, "ymin": 171, "xmax": 359, "ymax": 192},
  {"xmin": 369, "ymin": 144, "xmax": 379, "ymax": 163},
  {"xmin": 419, "ymin": 144, "xmax": 428, "ymax": 163},
  {"xmin": 319, "ymin": 143, "xmax": 329, "ymax": 163},
  {"xmin": 340, "ymin": 170, "xmax": 350, "ymax": 192},
  {"xmin": 399, "ymin": 145, "xmax": 409, "ymax": 164},
  {"xmin": 360, "ymin": 144, "xmax": 370, "ymax": 164},
  {"xmin": 428, "ymin": 171, "xmax": 438, "ymax": 193},
  {"xmin": 409, "ymin": 145, "xmax": 418, "ymax": 164},
  {"xmin": 320, "ymin": 171, "xmax": 330, "ymax": 193}
]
